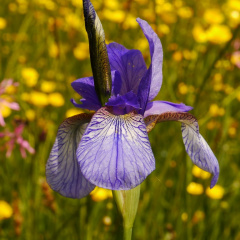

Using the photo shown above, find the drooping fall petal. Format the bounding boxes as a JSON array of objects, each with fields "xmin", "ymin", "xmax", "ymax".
[
  {"xmin": 46, "ymin": 113, "xmax": 96, "ymax": 198},
  {"xmin": 77, "ymin": 107, "xmax": 155, "ymax": 190},
  {"xmin": 145, "ymin": 112, "xmax": 219, "ymax": 188}
]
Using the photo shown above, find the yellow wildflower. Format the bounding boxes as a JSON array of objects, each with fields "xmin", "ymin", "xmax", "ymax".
[
  {"xmin": 227, "ymin": 0, "xmax": 240, "ymax": 11},
  {"xmin": 104, "ymin": 0, "xmax": 119, "ymax": 10},
  {"xmin": 158, "ymin": 24, "xmax": 170, "ymax": 35},
  {"xmin": 192, "ymin": 24, "xmax": 208, "ymax": 43},
  {"xmin": 177, "ymin": 7, "xmax": 193, "ymax": 19},
  {"xmin": 192, "ymin": 166, "xmax": 211, "ymax": 179},
  {"xmin": 187, "ymin": 182, "xmax": 204, "ymax": 195},
  {"xmin": 206, "ymin": 25, "xmax": 232, "ymax": 44},
  {"xmin": 224, "ymin": 84, "xmax": 234, "ymax": 94},
  {"xmin": 102, "ymin": 9, "xmax": 125, "ymax": 23},
  {"xmin": 41, "ymin": 81, "xmax": 56, "ymax": 93},
  {"xmin": 135, "ymin": 39, "xmax": 148, "ymax": 52},
  {"xmin": 174, "ymin": 0, "xmax": 183, "ymax": 8},
  {"xmin": 22, "ymin": 68, "xmax": 39, "ymax": 87},
  {"xmin": 71, "ymin": 0, "xmax": 83, "ymax": 7},
  {"xmin": 181, "ymin": 212, "xmax": 188, "ymax": 222},
  {"xmin": 65, "ymin": 13, "xmax": 81, "ymax": 29},
  {"xmin": 48, "ymin": 93, "xmax": 65, "ymax": 107},
  {"xmin": 49, "ymin": 43, "xmax": 59, "ymax": 58},
  {"xmin": 183, "ymin": 50, "xmax": 197, "ymax": 60},
  {"xmin": 0, "ymin": 201, "xmax": 13, "ymax": 220},
  {"xmin": 178, "ymin": 82, "xmax": 188, "ymax": 95},
  {"xmin": 206, "ymin": 185, "xmax": 225, "ymax": 199},
  {"xmin": 66, "ymin": 108, "xmax": 85, "ymax": 118},
  {"xmin": 30, "ymin": 91, "xmax": 49, "ymax": 106},
  {"xmin": 9, "ymin": 3, "xmax": 18, "ymax": 12},
  {"xmin": 123, "ymin": 14, "xmax": 138, "ymax": 29},
  {"xmin": 26, "ymin": 109, "xmax": 36, "ymax": 121},
  {"xmin": 0, "ymin": 104, "xmax": 11, "ymax": 118},
  {"xmin": 0, "ymin": 17, "xmax": 7, "ymax": 30},
  {"xmin": 209, "ymin": 104, "xmax": 219, "ymax": 117},
  {"xmin": 160, "ymin": 12, "xmax": 177, "ymax": 24},
  {"xmin": 90, "ymin": 187, "xmax": 113, "ymax": 202},
  {"xmin": 213, "ymin": 73, "xmax": 222, "ymax": 83},
  {"xmin": 228, "ymin": 126, "xmax": 236, "ymax": 137},
  {"xmin": 172, "ymin": 51, "xmax": 183, "ymax": 62},
  {"xmin": 203, "ymin": 9, "xmax": 224, "ymax": 24},
  {"xmin": 73, "ymin": 42, "xmax": 89, "ymax": 60}
]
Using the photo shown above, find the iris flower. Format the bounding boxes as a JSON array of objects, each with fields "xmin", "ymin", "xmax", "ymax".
[{"xmin": 46, "ymin": 0, "xmax": 219, "ymax": 198}]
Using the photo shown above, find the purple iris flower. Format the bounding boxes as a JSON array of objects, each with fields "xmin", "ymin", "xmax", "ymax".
[{"xmin": 46, "ymin": 1, "xmax": 219, "ymax": 199}]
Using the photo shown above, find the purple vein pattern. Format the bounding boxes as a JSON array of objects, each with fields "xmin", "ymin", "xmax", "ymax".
[
  {"xmin": 77, "ymin": 107, "xmax": 155, "ymax": 190},
  {"xmin": 181, "ymin": 118, "xmax": 219, "ymax": 188},
  {"xmin": 46, "ymin": 114, "xmax": 95, "ymax": 198},
  {"xmin": 144, "ymin": 112, "xmax": 219, "ymax": 188}
]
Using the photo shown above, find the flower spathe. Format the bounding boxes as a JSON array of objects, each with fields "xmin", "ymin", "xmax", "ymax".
[{"xmin": 46, "ymin": 1, "xmax": 219, "ymax": 198}]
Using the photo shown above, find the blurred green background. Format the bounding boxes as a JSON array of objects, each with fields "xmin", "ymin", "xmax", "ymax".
[{"xmin": 0, "ymin": 0, "xmax": 240, "ymax": 239}]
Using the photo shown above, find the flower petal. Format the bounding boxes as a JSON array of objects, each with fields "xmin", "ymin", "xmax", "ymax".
[
  {"xmin": 137, "ymin": 18, "xmax": 163, "ymax": 102},
  {"xmin": 144, "ymin": 112, "xmax": 219, "ymax": 188},
  {"xmin": 106, "ymin": 91, "xmax": 140, "ymax": 115},
  {"xmin": 144, "ymin": 101, "xmax": 193, "ymax": 118},
  {"xmin": 71, "ymin": 77, "xmax": 101, "ymax": 111},
  {"xmin": 107, "ymin": 42, "xmax": 147, "ymax": 95},
  {"xmin": 77, "ymin": 107, "xmax": 155, "ymax": 190},
  {"xmin": 71, "ymin": 71, "xmax": 121, "ymax": 111},
  {"xmin": 46, "ymin": 113, "xmax": 95, "ymax": 198}
]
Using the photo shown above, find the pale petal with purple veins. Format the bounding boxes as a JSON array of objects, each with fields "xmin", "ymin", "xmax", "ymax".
[
  {"xmin": 77, "ymin": 107, "xmax": 155, "ymax": 190},
  {"xmin": 144, "ymin": 112, "xmax": 219, "ymax": 188},
  {"xmin": 181, "ymin": 116, "xmax": 219, "ymax": 188},
  {"xmin": 46, "ymin": 113, "xmax": 95, "ymax": 198}
]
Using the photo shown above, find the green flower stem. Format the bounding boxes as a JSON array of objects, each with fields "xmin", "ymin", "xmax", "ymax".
[
  {"xmin": 113, "ymin": 185, "xmax": 141, "ymax": 240},
  {"xmin": 124, "ymin": 228, "xmax": 133, "ymax": 240}
]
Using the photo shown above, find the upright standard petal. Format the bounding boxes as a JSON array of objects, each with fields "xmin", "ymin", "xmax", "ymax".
[
  {"xmin": 107, "ymin": 42, "xmax": 147, "ymax": 95},
  {"xmin": 77, "ymin": 107, "xmax": 155, "ymax": 190},
  {"xmin": 46, "ymin": 113, "xmax": 95, "ymax": 198},
  {"xmin": 144, "ymin": 112, "xmax": 219, "ymax": 188},
  {"xmin": 137, "ymin": 18, "xmax": 163, "ymax": 102},
  {"xmin": 83, "ymin": 0, "xmax": 112, "ymax": 105}
]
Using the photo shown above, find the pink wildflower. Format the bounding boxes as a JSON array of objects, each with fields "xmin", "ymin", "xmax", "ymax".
[
  {"xmin": 0, "ymin": 79, "xmax": 20, "ymax": 126},
  {"xmin": 0, "ymin": 123, "xmax": 35, "ymax": 158}
]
